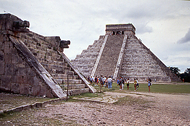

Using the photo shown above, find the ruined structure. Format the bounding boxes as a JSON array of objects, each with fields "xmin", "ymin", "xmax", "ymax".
[
  {"xmin": 0, "ymin": 14, "xmax": 96, "ymax": 98},
  {"xmin": 72, "ymin": 24, "xmax": 180, "ymax": 82}
]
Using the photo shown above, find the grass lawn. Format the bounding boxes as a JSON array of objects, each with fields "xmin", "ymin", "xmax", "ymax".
[{"xmin": 93, "ymin": 82, "xmax": 190, "ymax": 94}]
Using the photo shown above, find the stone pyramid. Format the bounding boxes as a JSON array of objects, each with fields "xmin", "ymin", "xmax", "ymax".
[
  {"xmin": 0, "ymin": 14, "xmax": 95, "ymax": 98},
  {"xmin": 72, "ymin": 24, "xmax": 180, "ymax": 82}
]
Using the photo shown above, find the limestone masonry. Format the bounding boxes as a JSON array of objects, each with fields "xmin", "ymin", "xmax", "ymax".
[
  {"xmin": 0, "ymin": 14, "xmax": 96, "ymax": 98},
  {"xmin": 72, "ymin": 24, "xmax": 181, "ymax": 82}
]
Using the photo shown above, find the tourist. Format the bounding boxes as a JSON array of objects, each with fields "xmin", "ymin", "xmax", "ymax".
[
  {"xmin": 95, "ymin": 76, "xmax": 98, "ymax": 86},
  {"xmin": 99, "ymin": 75, "xmax": 104, "ymax": 87},
  {"xmin": 105, "ymin": 76, "xmax": 108, "ymax": 88},
  {"xmin": 134, "ymin": 78, "xmax": 137, "ymax": 91},
  {"xmin": 107, "ymin": 76, "xmax": 112, "ymax": 88},
  {"xmin": 147, "ymin": 78, "xmax": 152, "ymax": 92},
  {"xmin": 119, "ymin": 77, "xmax": 122, "ymax": 90},
  {"xmin": 121, "ymin": 77, "xmax": 124, "ymax": 90},
  {"xmin": 103, "ymin": 76, "xmax": 106, "ymax": 85},
  {"xmin": 136, "ymin": 78, "xmax": 139, "ymax": 90},
  {"xmin": 90, "ymin": 76, "xmax": 93, "ymax": 85},
  {"xmin": 117, "ymin": 78, "xmax": 120, "ymax": 86},
  {"xmin": 126, "ymin": 78, "xmax": 130, "ymax": 90}
]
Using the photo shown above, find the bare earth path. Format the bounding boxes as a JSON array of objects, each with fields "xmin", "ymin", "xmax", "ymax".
[{"xmin": 34, "ymin": 92, "xmax": 190, "ymax": 126}]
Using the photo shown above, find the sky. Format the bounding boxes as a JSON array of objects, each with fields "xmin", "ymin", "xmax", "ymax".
[{"xmin": 0, "ymin": 0, "xmax": 190, "ymax": 73}]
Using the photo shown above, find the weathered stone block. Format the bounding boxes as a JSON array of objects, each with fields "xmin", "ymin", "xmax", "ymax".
[
  {"xmin": 17, "ymin": 75, "xmax": 27, "ymax": 84},
  {"xmin": 17, "ymin": 62, "xmax": 26, "ymax": 68},
  {"xmin": 0, "ymin": 76, "xmax": 11, "ymax": 91},
  {"xmin": 4, "ymin": 53, "xmax": 12, "ymax": 63},
  {"xmin": 4, "ymin": 63, "xmax": 14, "ymax": 75},
  {"xmin": 11, "ymin": 83, "xmax": 20, "ymax": 93},
  {"xmin": 45, "ymin": 88, "xmax": 54, "ymax": 98},
  {"xmin": 19, "ymin": 84, "xmax": 29, "ymax": 95},
  {"xmin": 4, "ymin": 41, "xmax": 12, "ymax": 54},
  {"xmin": 0, "ymin": 61, "xmax": 4, "ymax": 74},
  {"xmin": 12, "ymin": 49, "xmax": 20, "ymax": 64},
  {"xmin": 31, "ymin": 84, "xmax": 41, "ymax": 96}
]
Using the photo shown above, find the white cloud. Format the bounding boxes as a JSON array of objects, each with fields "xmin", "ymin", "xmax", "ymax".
[
  {"xmin": 177, "ymin": 28, "xmax": 190, "ymax": 43},
  {"xmin": 0, "ymin": 0, "xmax": 190, "ymax": 72}
]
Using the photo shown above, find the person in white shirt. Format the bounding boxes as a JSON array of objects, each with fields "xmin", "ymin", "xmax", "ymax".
[{"xmin": 107, "ymin": 76, "xmax": 112, "ymax": 88}]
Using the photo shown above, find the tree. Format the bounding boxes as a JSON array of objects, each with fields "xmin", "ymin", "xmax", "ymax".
[
  {"xmin": 169, "ymin": 67, "xmax": 180, "ymax": 77},
  {"xmin": 180, "ymin": 68, "xmax": 190, "ymax": 82},
  {"xmin": 185, "ymin": 68, "xmax": 190, "ymax": 74}
]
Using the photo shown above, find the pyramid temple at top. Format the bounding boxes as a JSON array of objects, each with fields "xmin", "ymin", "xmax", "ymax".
[{"xmin": 71, "ymin": 24, "xmax": 180, "ymax": 82}]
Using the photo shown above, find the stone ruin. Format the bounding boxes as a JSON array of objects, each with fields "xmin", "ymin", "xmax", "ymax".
[
  {"xmin": 0, "ymin": 13, "xmax": 96, "ymax": 98},
  {"xmin": 71, "ymin": 24, "xmax": 181, "ymax": 82}
]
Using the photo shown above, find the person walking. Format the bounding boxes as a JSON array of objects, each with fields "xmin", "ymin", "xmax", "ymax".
[
  {"xmin": 117, "ymin": 78, "xmax": 120, "ymax": 87},
  {"xmin": 134, "ymin": 78, "xmax": 137, "ymax": 91},
  {"xmin": 147, "ymin": 78, "xmax": 152, "ymax": 92},
  {"xmin": 136, "ymin": 78, "xmax": 139, "ymax": 90},
  {"xmin": 126, "ymin": 78, "xmax": 130, "ymax": 90},
  {"xmin": 121, "ymin": 77, "xmax": 124, "ymax": 90},
  {"xmin": 105, "ymin": 76, "xmax": 108, "ymax": 88},
  {"xmin": 107, "ymin": 76, "xmax": 112, "ymax": 88}
]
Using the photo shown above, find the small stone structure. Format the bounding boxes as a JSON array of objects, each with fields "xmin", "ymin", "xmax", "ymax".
[
  {"xmin": 0, "ymin": 13, "xmax": 96, "ymax": 98},
  {"xmin": 72, "ymin": 24, "xmax": 181, "ymax": 82}
]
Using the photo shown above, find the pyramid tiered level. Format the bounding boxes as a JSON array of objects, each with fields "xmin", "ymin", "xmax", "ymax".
[{"xmin": 72, "ymin": 24, "xmax": 180, "ymax": 82}]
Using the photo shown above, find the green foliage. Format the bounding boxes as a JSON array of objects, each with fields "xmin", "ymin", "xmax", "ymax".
[
  {"xmin": 169, "ymin": 67, "xmax": 180, "ymax": 76},
  {"xmin": 169, "ymin": 67, "xmax": 190, "ymax": 82},
  {"xmin": 180, "ymin": 68, "xmax": 190, "ymax": 82}
]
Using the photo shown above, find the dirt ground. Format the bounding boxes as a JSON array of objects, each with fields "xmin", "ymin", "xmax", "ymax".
[
  {"xmin": 0, "ymin": 92, "xmax": 190, "ymax": 126},
  {"xmin": 34, "ymin": 92, "xmax": 190, "ymax": 126}
]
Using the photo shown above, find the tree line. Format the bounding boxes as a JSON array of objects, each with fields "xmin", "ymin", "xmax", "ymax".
[{"xmin": 169, "ymin": 67, "xmax": 190, "ymax": 82}]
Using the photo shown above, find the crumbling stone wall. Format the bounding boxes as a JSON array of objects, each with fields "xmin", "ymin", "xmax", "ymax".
[
  {"xmin": 0, "ymin": 14, "xmax": 66, "ymax": 98},
  {"xmin": 0, "ymin": 13, "xmax": 96, "ymax": 97},
  {"xmin": 0, "ymin": 33, "xmax": 56, "ymax": 97}
]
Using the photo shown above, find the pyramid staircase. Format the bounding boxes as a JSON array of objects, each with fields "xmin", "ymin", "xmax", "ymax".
[
  {"xmin": 94, "ymin": 35, "xmax": 124, "ymax": 77},
  {"xmin": 71, "ymin": 24, "xmax": 181, "ymax": 82},
  {"xmin": 18, "ymin": 31, "xmax": 95, "ymax": 96},
  {"xmin": 71, "ymin": 36, "xmax": 105, "ymax": 77}
]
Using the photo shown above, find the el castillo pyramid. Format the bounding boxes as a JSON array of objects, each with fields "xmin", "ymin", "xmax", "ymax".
[{"xmin": 71, "ymin": 24, "xmax": 180, "ymax": 82}]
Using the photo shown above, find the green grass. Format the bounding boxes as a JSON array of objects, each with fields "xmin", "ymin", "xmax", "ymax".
[{"xmin": 92, "ymin": 82, "xmax": 190, "ymax": 94}]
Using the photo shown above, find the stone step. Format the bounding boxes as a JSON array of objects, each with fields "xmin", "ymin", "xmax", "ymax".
[
  {"xmin": 95, "ymin": 35, "xmax": 124, "ymax": 76},
  {"xmin": 60, "ymin": 84, "xmax": 86, "ymax": 90},
  {"xmin": 64, "ymin": 88, "xmax": 90, "ymax": 96},
  {"xmin": 54, "ymin": 75, "xmax": 79, "ymax": 80},
  {"xmin": 18, "ymin": 30, "xmax": 93, "ymax": 96},
  {"xmin": 55, "ymin": 78, "xmax": 82, "ymax": 84}
]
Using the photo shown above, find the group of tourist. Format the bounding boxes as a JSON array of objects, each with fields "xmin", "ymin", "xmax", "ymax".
[
  {"xmin": 88, "ymin": 76, "xmax": 113, "ymax": 88},
  {"xmin": 87, "ymin": 76, "xmax": 152, "ymax": 91},
  {"xmin": 116, "ymin": 77, "xmax": 125, "ymax": 90}
]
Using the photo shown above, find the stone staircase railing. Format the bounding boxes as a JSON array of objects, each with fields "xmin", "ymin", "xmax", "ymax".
[
  {"xmin": 58, "ymin": 51, "xmax": 96, "ymax": 93},
  {"xmin": 113, "ymin": 35, "xmax": 127, "ymax": 79},
  {"xmin": 94, "ymin": 35, "xmax": 125, "ymax": 77},
  {"xmin": 91, "ymin": 35, "xmax": 108, "ymax": 77},
  {"xmin": 9, "ymin": 35, "xmax": 66, "ymax": 98},
  {"xmin": 20, "ymin": 31, "xmax": 96, "ymax": 95},
  {"xmin": 71, "ymin": 35, "xmax": 105, "ymax": 77}
]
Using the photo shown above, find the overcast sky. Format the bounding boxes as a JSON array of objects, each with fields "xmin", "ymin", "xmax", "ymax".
[{"xmin": 0, "ymin": 0, "xmax": 190, "ymax": 72}]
